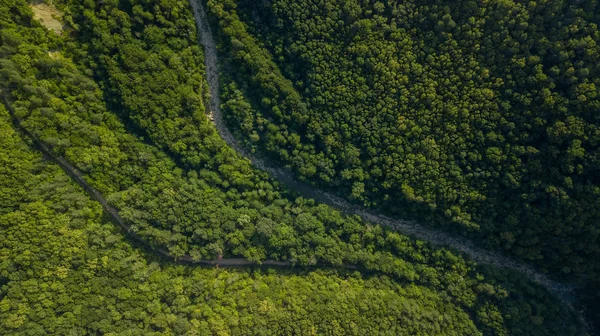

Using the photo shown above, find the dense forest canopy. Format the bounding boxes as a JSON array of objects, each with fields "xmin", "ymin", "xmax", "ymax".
[
  {"xmin": 1, "ymin": 103, "xmax": 487, "ymax": 335},
  {"xmin": 0, "ymin": 0, "xmax": 593, "ymax": 334},
  {"xmin": 209, "ymin": 0, "xmax": 600, "ymax": 281}
]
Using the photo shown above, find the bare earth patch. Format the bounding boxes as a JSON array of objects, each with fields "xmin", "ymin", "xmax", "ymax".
[
  {"xmin": 47, "ymin": 50, "xmax": 61, "ymax": 59},
  {"xmin": 30, "ymin": 2, "xmax": 64, "ymax": 34}
]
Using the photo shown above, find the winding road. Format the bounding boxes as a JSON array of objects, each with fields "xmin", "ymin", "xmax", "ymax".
[{"xmin": 188, "ymin": 0, "xmax": 578, "ymax": 301}]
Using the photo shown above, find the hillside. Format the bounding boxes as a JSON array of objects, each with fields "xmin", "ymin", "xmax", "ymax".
[
  {"xmin": 210, "ymin": 0, "xmax": 600, "ymax": 282},
  {"xmin": 0, "ymin": 0, "xmax": 592, "ymax": 334}
]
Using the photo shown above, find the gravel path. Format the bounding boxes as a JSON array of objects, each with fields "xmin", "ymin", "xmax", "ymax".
[{"xmin": 188, "ymin": 0, "xmax": 578, "ymax": 301}]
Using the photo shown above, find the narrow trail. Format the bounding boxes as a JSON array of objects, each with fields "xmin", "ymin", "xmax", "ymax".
[{"xmin": 188, "ymin": 0, "xmax": 578, "ymax": 301}]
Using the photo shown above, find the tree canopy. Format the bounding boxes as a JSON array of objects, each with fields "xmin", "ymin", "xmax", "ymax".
[
  {"xmin": 0, "ymin": 0, "xmax": 590, "ymax": 334},
  {"xmin": 208, "ymin": 0, "xmax": 600, "ymax": 282}
]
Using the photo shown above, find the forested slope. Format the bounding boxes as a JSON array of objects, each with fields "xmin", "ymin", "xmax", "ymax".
[
  {"xmin": 0, "ymin": 0, "xmax": 588, "ymax": 334},
  {"xmin": 0, "ymin": 103, "xmax": 491, "ymax": 335},
  {"xmin": 208, "ymin": 0, "xmax": 600, "ymax": 281}
]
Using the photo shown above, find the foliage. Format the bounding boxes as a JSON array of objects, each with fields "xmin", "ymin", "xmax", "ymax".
[
  {"xmin": 0, "ymin": 105, "xmax": 482, "ymax": 335},
  {"xmin": 209, "ymin": 0, "xmax": 600, "ymax": 281},
  {"xmin": 0, "ymin": 0, "xmax": 586, "ymax": 334}
]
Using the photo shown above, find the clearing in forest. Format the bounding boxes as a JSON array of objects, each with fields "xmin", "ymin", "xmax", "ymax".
[{"xmin": 30, "ymin": 1, "xmax": 63, "ymax": 34}]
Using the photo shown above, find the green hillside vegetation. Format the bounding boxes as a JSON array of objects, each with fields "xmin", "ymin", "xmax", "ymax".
[
  {"xmin": 0, "ymin": 0, "xmax": 587, "ymax": 334},
  {"xmin": 0, "ymin": 105, "xmax": 488, "ymax": 335},
  {"xmin": 208, "ymin": 0, "xmax": 600, "ymax": 281}
]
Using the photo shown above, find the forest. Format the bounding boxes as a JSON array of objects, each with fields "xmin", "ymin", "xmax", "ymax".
[
  {"xmin": 1, "ymin": 101, "xmax": 493, "ymax": 335},
  {"xmin": 209, "ymin": 0, "xmax": 600, "ymax": 287},
  {"xmin": 0, "ymin": 0, "xmax": 594, "ymax": 334}
]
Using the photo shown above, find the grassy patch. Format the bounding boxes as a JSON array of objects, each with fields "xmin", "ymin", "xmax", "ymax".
[{"xmin": 30, "ymin": 1, "xmax": 63, "ymax": 34}]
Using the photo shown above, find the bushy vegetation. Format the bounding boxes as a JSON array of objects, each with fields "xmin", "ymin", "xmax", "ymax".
[
  {"xmin": 0, "ymin": 104, "xmax": 485, "ymax": 335},
  {"xmin": 209, "ymin": 0, "xmax": 600, "ymax": 281},
  {"xmin": 0, "ymin": 0, "xmax": 587, "ymax": 334}
]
